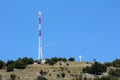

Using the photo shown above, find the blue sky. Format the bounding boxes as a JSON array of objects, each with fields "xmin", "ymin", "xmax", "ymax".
[{"xmin": 0, "ymin": 0, "xmax": 120, "ymax": 62}]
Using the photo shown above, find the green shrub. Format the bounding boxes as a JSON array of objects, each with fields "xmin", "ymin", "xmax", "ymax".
[
  {"xmin": 10, "ymin": 74, "xmax": 16, "ymax": 80},
  {"xmin": 109, "ymin": 68, "xmax": 120, "ymax": 78},
  {"xmin": 78, "ymin": 75, "xmax": 82, "ymax": 80},
  {"xmin": 61, "ymin": 72, "xmax": 65, "ymax": 78},
  {"xmin": 15, "ymin": 60, "xmax": 26, "ymax": 69},
  {"xmin": 101, "ymin": 76, "xmax": 118, "ymax": 80},
  {"xmin": 84, "ymin": 77, "xmax": 87, "ymax": 80},
  {"xmin": 28, "ymin": 58, "xmax": 34, "ymax": 64},
  {"xmin": 0, "ymin": 60, "xmax": 5, "ymax": 69},
  {"xmin": 103, "ymin": 62, "xmax": 112, "ymax": 67},
  {"xmin": 56, "ymin": 74, "xmax": 60, "ymax": 78},
  {"xmin": 60, "ymin": 67, "xmax": 64, "ymax": 71},
  {"xmin": 45, "ymin": 57, "xmax": 67, "ymax": 65},
  {"xmin": 112, "ymin": 59, "xmax": 120, "ymax": 67},
  {"xmin": 0, "ymin": 75, "xmax": 2, "ymax": 80},
  {"xmin": 7, "ymin": 63, "xmax": 15, "ymax": 72},
  {"xmin": 68, "ymin": 57, "xmax": 75, "ymax": 61},
  {"xmin": 22, "ymin": 57, "xmax": 29, "ymax": 65},
  {"xmin": 37, "ymin": 76, "xmax": 47, "ymax": 80},
  {"xmin": 83, "ymin": 61, "xmax": 107, "ymax": 75},
  {"xmin": 61, "ymin": 58, "xmax": 67, "ymax": 62}
]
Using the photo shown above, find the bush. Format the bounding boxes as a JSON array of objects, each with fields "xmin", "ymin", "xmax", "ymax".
[
  {"xmin": 103, "ymin": 62, "xmax": 112, "ymax": 67},
  {"xmin": 37, "ymin": 76, "xmax": 48, "ymax": 80},
  {"xmin": 22, "ymin": 57, "xmax": 29, "ymax": 65},
  {"xmin": 45, "ymin": 58, "xmax": 55, "ymax": 65},
  {"xmin": 76, "ymin": 75, "xmax": 82, "ymax": 80},
  {"xmin": 68, "ymin": 57, "xmax": 75, "ymax": 61},
  {"xmin": 39, "ymin": 70, "xmax": 47, "ymax": 76},
  {"xmin": 10, "ymin": 74, "xmax": 16, "ymax": 80},
  {"xmin": 51, "ymin": 57, "xmax": 58, "ymax": 62},
  {"xmin": 56, "ymin": 74, "xmax": 60, "ymax": 78},
  {"xmin": 7, "ymin": 60, "xmax": 15, "ymax": 66},
  {"xmin": 0, "ymin": 60, "xmax": 5, "ymax": 69},
  {"xmin": 45, "ymin": 57, "xmax": 67, "ymax": 65},
  {"xmin": 7, "ymin": 64, "xmax": 15, "ymax": 72},
  {"xmin": 61, "ymin": 72, "xmax": 65, "ymax": 78},
  {"xmin": 49, "ymin": 60, "xmax": 55, "ymax": 65},
  {"xmin": 109, "ymin": 68, "xmax": 120, "ymax": 78},
  {"xmin": 28, "ymin": 58, "xmax": 34, "ymax": 64},
  {"xmin": 59, "ymin": 62, "xmax": 62, "ymax": 66},
  {"xmin": 112, "ymin": 59, "xmax": 120, "ymax": 67},
  {"xmin": 83, "ymin": 61, "xmax": 107, "ymax": 75},
  {"xmin": 60, "ymin": 67, "xmax": 64, "ymax": 71},
  {"xmin": 66, "ymin": 63, "xmax": 69, "ymax": 66},
  {"xmin": 61, "ymin": 58, "xmax": 67, "ymax": 62},
  {"xmin": 83, "ymin": 66, "xmax": 91, "ymax": 73},
  {"xmin": 84, "ymin": 77, "xmax": 87, "ymax": 80},
  {"xmin": 100, "ymin": 76, "xmax": 118, "ymax": 80},
  {"xmin": 22, "ymin": 57, "xmax": 34, "ymax": 65},
  {"xmin": 0, "ymin": 75, "xmax": 2, "ymax": 80},
  {"xmin": 15, "ymin": 60, "xmax": 26, "ymax": 69}
]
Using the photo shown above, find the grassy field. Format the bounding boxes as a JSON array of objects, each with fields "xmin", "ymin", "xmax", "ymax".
[{"xmin": 0, "ymin": 61, "xmax": 91, "ymax": 80}]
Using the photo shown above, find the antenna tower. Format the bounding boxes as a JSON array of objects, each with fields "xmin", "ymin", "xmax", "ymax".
[{"xmin": 38, "ymin": 11, "xmax": 43, "ymax": 63}]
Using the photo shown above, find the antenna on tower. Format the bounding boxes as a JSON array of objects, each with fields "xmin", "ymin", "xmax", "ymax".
[
  {"xmin": 38, "ymin": 11, "xmax": 43, "ymax": 63},
  {"xmin": 79, "ymin": 55, "xmax": 82, "ymax": 62}
]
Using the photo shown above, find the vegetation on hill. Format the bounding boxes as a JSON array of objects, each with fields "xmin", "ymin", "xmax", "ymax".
[
  {"xmin": 10, "ymin": 74, "xmax": 16, "ymax": 80},
  {"xmin": 0, "ymin": 57, "xmax": 120, "ymax": 80},
  {"xmin": 83, "ymin": 61, "xmax": 107, "ymax": 75},
  {"xmin": 109, "ymin": 68, "xmax": 120, "ymax": 78},
  {"xmin": 112, "ymin": 59, "xmax": 120, "ymax": 67},
  {"xmin": 0, "ymin": 60, "xmax": 5, "ymax": 69},
  {"xmin": 0, "ymin": 57, "xmax": 34, "ymax": 72},
  {"xmin": 45, "ymin": 57, "xmax": 74, "ymax": 65}
]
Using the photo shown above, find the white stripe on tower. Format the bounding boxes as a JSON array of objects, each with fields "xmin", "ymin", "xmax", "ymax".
[{"xmin": 38, "ymin": 11, "xmax": 43, "ymax": 62}]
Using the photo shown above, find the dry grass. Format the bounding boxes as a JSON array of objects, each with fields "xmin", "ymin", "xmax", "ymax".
[{"xmin": 0, "ymin": 61, "xmax": 91, "ymax": 80}]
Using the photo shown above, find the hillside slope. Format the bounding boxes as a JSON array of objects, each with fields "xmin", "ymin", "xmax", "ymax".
[{"xmin": 0, "ymin": 61, "xmax": 91, "ymax": 80}]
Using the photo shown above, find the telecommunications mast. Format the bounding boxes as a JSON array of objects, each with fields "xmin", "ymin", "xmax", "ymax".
[{"xmin": 38, "ymin": 11, "xmax": 43, "ymax": 63}]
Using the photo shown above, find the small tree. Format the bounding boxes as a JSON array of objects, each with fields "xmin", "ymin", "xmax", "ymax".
[
  {"xmin": 0, "ymin": 60, "xmax": 5, "ymax": 69},
  {"xmin": 28, "ymin": 58, "xmax": 34, "ymax": 64},
  {"xmin": 112, "ymin": 59, "xmax": 120, "ymax": 67},
  {"xmin": 7, "ymin": 63, "xmax": 15, "ymax": 72},
  {"xmin": 103, "ymin": 62, "xmax": 112, "ymax": 67},
  {"xmin": 15, "ymin": 60, "xmax": 26, "ymax": 69},
  {"xmin": 7, "ymin": 60, "xmax": 15, "ymax": 66},
  {"xmin": 83, "ymin": 61, "xmax": 107, "ymax": 75},
  {"xmin": 61, "ymin": 58, "xmax": 67, "ymax": 62},
  {"xmin": 109, "ymin": 68, "xmax": 120, "ymax": 78},
  {"xmin": 10, "ymin": 74, "xmax": 16, "ymax": 80},
  {"xmin": 45, "ymin": 58, "xmax": 55, "ymax": 65},
  {"xmin": 22, "ymin": 57, "xmax": 29, "ymax": 65},
  {"xmin": 68, "ymin": 57, "xmax": 75, "ymax": 61}
]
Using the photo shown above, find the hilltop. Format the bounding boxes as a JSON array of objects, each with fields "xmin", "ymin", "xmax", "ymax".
[
  {"xmin": 0, "ymin": 61, "xmax": 91, "ymax": 80},
  {"xmin": 0, "ymin": 57, "xmax": 120, "ymax": 80}
]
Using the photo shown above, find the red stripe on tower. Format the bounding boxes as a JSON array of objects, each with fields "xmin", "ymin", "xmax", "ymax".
[
  {"xmin": 39, "ymin": 18, "xmax": 41, "ymax": 24},
  {"xmin": 39, "ymin": 30, "xmax": 41, "ymax": 36}
]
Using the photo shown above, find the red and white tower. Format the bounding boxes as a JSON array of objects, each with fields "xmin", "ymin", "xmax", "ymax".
[{"xmin": 38, "ymin": 11, "xmax": 43, "ymax": 62}]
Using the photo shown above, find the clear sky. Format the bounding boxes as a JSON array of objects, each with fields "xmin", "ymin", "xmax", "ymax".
[{"xmin": 0, "ymin": 0, "xmax": 120, "ymax": 62}]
